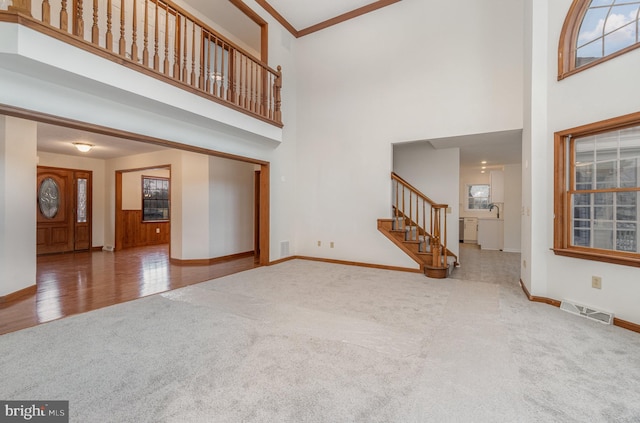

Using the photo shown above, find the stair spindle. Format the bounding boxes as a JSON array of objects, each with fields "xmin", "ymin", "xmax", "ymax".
[
  {"xmin": 190, "ymin": 23, "xmax": 196, "ymax": 86},
  {"xmin": 181, "ymin": 19, "xmax": 187, "ymax": 82},
  {"xmin": 118, "ymin": 0, "xmax": 125, "ymax": 55},
  {"xmin": 91, "ymin": 0, "xmax": 99, "ymax": 44},
  {"xmin": 42, "ymin": 0, "xmax": 51, "ymax": 25},
  {"xmin": 60, "ymin": 0, "xmax": 68, "ymax": 32},
  {"xmin": 142, "ymin": 0, "xmax": 149, "ymax": 66},
  {"xmin": 173, "ymin": 14, "xmax": 180, "ymax": 78},
  {"xmin": 162, "ymin": 2, "xmax": 169, "ymax": 75},
  {"xmin": 153, "ymin": 0, "xmax": 159, "ymax": 70},
  {"xmin": 131, "ymin": 0, "xmax": 138, "ymax": 62},
  {"xmin": 75, "ymin": 0, "xmax": 84, "ymax": 37}
]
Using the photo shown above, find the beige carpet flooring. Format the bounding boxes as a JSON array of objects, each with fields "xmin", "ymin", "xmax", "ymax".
[{"xmin": 1, "ymin": 244, "xmax": 639, "ymax": 422}]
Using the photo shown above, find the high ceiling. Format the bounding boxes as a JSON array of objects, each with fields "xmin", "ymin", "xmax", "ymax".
[
  {"xmin": 265, "ymin": 0, "xmax": 384, "ymax": 30},
  {"xmin": 35, "ymin": 0, "xmax": 522, "ymax": 169}
]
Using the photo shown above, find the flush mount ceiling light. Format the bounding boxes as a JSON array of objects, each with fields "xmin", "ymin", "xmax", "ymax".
[{"xmin": 73, "ymin": 142, "xmax": 94, "ymax": 153}]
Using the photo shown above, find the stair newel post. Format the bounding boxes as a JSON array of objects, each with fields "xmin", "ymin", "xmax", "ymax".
[{"xmin": 431, "ymin": 206, "xmax": 441, "ymax": 267}]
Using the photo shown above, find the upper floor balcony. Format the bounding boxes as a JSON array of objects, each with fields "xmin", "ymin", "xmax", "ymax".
[{"xmin": 0, "ymin": 0, "xmax": 283, "ymax": 139}]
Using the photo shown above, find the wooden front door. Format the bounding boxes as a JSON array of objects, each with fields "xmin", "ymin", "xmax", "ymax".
[{"xmin": 37, "ymin": 167, "xmax": 92, "ymax": 255}]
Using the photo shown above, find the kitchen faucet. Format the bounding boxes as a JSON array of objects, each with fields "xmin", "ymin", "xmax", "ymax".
[{"xmin": 488, "ymin": 203, "xmax": 500, "ymax": 218}]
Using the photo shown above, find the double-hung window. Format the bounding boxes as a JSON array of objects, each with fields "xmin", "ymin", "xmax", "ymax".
[{"xmin": 554, "ymin": 112, "xmax": 640, "ymax": 266}]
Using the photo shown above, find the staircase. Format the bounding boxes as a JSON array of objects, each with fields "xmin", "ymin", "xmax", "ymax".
[{"xmin": 378, "ymin": 172, "xmax": 458, "ymax": 278}]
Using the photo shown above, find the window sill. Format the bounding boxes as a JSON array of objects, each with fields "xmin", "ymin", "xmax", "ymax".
[{"xmin": 552, "ymin": 248, "xmax": 640, "ymax": 268}]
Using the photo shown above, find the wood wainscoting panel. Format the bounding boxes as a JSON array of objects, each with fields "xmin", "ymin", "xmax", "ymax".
[{"xmin": 119, "ymin": 210, "xmax": 170, "ymax": 249}]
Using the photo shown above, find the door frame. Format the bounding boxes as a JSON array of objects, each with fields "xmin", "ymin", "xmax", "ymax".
[{"xmin": 36, "ymin": 165, "xmax": 93, "ymax": 254}]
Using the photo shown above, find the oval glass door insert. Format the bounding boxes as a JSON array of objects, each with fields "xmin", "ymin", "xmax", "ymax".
[{"xmin": 39, "ymin": 177, "xmax": 60, "ymax": 219}]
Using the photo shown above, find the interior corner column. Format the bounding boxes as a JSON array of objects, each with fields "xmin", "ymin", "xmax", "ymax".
[{"xmin": 0, "ymin": 115, "xmax": 38, "ymax": 297}]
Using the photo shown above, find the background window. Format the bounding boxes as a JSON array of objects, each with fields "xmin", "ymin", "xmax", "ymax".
[
  {"xmin": 559, "ymin": 0, "xmax": 640, "ymax": 79},
  {"xmin": 142, "ymin": 177, "xmax": 170, "ymax": 221},
  {"xmin": 466, "ymin": 184, "xmax": 491, "ymax": 210},
  {"xmin": 554, "ymin": 114, "xmax": 640, "ymax": 267}
]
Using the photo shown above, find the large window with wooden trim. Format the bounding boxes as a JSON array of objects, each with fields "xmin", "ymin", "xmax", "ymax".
[
  {"xmin": 559, "ymin": 0, "xmax": 640, "ymax": 79},
  {"xmin": 554, "ymin": 112, "xmax": 640, "ymax": 266},
  {"xmin": 142, "ymin": 176, "xmax": 170, "ymax": 221}
]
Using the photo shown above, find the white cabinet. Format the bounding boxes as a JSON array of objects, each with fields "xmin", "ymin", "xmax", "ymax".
[
  {"xmin": 478, "ymin": 218, "xmax": 504, "ymax": 250},
  {"xmin": 463, "ymin": 217, "xmax": 478, "ymax": 243}
]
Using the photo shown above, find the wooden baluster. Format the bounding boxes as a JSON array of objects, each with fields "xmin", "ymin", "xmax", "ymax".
[
  {"xmin": 402, "ymin": 186, "xmax": 405, "ymax": 231},
  {"xmin": 118, "ymin": 0, "xmax": 125, "ymax": 55},
  {"xmin": 42, "ymin": 0, "xmax": 51, "ymax": 25},
  {"xmin": 131, "ymin": 0, "xmax": 138, "ymax": 62},
  {"xmin": 152, "ymin": 0, "xmax": 159, "ymax": 70},
  {"xmin": 274, "ymin": 65, "xmax": 282, "ymax": 123},
  {"xmin": 142, "ymin": 0, "xmax": 148, "ymax": 66},
  {"xmin": 173, "ymin": 15, "xmax": 180, "ymax": 78},
  {"xmin": 60, "ymin": 0, "xmax": 68, "ymax": 32},
  {"xmin": 163, "ymin": 2, "xmax": 169, "ymax": 75},
  {"xmin": 212, "ymin": 37, "xmax": 218, "ymax": 96},
  {"xmin": 205, "ymin": 33, "xmax": 211, "ymax": 93},
  {"xmin": 105, "ymin": 0, "xmax": 112, "ymax": 50},
  {"xmin": 190, "ymin": 24, "xmax": 196, "ymax": 86},
  {"xmin": 181, "ymin": 19, "xmax": 187, "ymax": 82},
  {"xmin": 422, "ymin": 199, "xmax": 426, "ymax": 251},
  {"xmin": 91, "ymin": 0, "xmax": 98, "ymax": 44},
  {"xmin": 239, "ymin": 56, "xmax": 245, "ymax": 107},
  {"xmin": 260, "ymin": 65, "xmax": 267, "ymax": 116},
  {"xmin": 228, "ymin": 47, "xmax": 236, "ymax": 103},
  {"xmin": 443, "ymin": 210, "xmax": 447, "ymax": 268},
  {"xmin": 251, "ymin": 62, "xmax": 256, "ymax": 112},
  {"xmin": 75, "ymin": 0, "xmax": 84, "ymax": 37}
]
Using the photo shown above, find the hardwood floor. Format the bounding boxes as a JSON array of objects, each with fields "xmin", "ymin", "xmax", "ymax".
[{"xmin": 0, "ymin": 245, "xmax": 259, "ymax": 335}]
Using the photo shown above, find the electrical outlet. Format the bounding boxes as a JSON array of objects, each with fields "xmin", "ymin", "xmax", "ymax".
[
  {"xmin": 592, "ymin": 276, "xmax": 602, "ymax": 289},
  {"xmin": 330, "ymin": 242, "xmax": 334, "ymax": 248},
  {"xmin": 156, "ymin": 228, "xmax": 160, "ymax": 234},
  {"xmin": 317, "ymin": 241, "xmax": 321, "ymax": 247}
]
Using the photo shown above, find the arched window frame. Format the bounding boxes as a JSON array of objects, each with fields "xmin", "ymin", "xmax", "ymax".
[{"xmin": 559, "ymin": 0, "xmax": 640, "ymax": 80}]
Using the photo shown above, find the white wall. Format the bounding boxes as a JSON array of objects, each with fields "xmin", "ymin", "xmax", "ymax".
[
  {"xmin": 37, "ymin": 151, "xmax": 107, "ymax": 248},
  {"xmin": 0, "ymin": 117, "xmax": 37, "ymax": 296},
  {"xmin": 294, "ymin": 0, "xmax": 524, "ymax": 268},
  {"xmin": 530, "ymin": 0, "xmax": 640, "ymax": 324},
  {"xmin": 209, "ymin": 157, "xmax": 255, "ymax": 257},
  {"xmin": 503, "ymin": 164, "xmax": 522, "ymax": 253},
  {"xmin": 393, "ymin": 143, "xmax": 460, "ymax": 257}
]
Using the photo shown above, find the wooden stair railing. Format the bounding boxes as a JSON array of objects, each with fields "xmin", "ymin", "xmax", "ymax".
[
  {"xmin": 383, "ymin": 172, "xmax": 458, "ymax": 278},
  {"xmin": 0, "ymin": 0, "xmax": 283, "ymax": 127}
]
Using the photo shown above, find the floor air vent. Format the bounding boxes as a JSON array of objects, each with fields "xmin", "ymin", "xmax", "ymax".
[{"xmin": 560, "ymin": 300, "xmax": 614, "ymax": 325}]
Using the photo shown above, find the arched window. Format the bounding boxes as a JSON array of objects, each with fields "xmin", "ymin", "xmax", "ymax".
[{"xmin": 559, "ymin": 0, "xmax": 640, "ymax": 80}]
